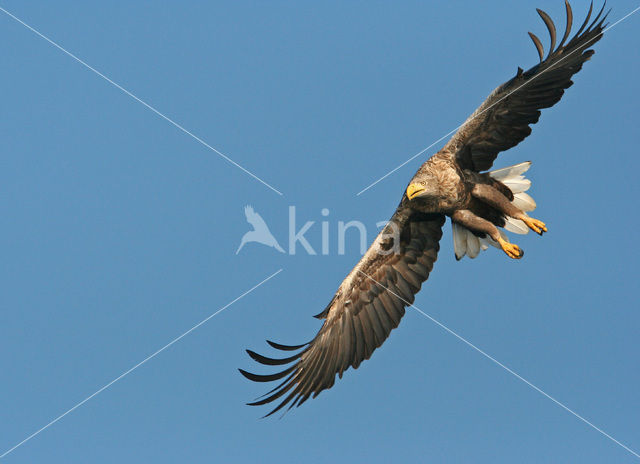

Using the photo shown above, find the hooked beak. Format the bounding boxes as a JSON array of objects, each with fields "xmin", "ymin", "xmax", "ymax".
[{"xmin": 406, "ymin": 183, "xmax": 426, "ymax": 200}]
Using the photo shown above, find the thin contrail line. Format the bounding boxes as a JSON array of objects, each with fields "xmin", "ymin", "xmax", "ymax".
[
  {"xmin": 0, "ymin": 5, "xmax": 283, "ymax": 196},
  {"xmin": 356, "ymin": 5, "xmax": 640, "ymax": 196},
  {"xmin": 0, "ymin": 269, "xmax": 283, "ymax": 460},
  {"xmin": 357, "ymin": 270, "xmax": 639, "ymax": 460}
]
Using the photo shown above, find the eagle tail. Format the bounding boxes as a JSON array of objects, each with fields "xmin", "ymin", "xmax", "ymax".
[
  {"xmin": 453, "ymin": 222, "xmax": 507, "ymax": 260},
  {"xmin": 453, "ymin": 161, "xmax": 538, "ymax": 260}
]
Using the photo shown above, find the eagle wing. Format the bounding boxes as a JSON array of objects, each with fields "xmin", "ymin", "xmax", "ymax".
[
  {"xmin": 445, "ymin": 1, "xmax": 608, "ymax": 172},
  {"xmin": 240, "ymin": 207, "xmax": 445, "ymax": 416}
]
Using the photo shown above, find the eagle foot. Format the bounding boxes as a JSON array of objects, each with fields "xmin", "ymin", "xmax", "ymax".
[
  {"xmin": 520, "ymin": 215, "xmax": 547, "ymax": 235},
  {"xmin": 498, "ymin": 237, "xmax": 524, "ymax": 259}
]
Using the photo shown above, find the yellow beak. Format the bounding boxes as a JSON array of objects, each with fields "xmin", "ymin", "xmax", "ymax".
[{"xmin": 406, "ymin": 183, "xmax": 426, "ymax": 200}]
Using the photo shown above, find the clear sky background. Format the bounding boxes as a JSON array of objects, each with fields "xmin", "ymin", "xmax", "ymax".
[{"xmin": 1, "ymin": 1, "xmax": 639, "ymax": 462}]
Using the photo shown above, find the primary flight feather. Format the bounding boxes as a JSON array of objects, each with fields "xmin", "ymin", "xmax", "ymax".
[{"xmin": 240, "ymin": 1, "xmax": 609, "ymax": 417}]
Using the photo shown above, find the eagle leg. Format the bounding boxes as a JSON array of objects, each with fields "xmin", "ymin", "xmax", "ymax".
[
  {"xmin": 497, "ymin": 236, "xmax": 524, "ymax": 259},
  {"xmin": 471, "ymin": 183, "xmax": 547, "ymax": 236},
  {"xmin": 452, "ymin": 209, "xmax": 524, "ymax": 260},
  {"xmin": 519, "ymin": 216, "xmax": 547, "ymax": 235}
]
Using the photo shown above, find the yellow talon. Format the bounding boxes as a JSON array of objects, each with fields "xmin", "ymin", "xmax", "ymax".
[
  {"xmin": 520, "ymin": 215, "xmax": 547, "ymax": 235},
  {"xmin": 498, "ymin": 237, "xmax": 524, "ymax": 259}
]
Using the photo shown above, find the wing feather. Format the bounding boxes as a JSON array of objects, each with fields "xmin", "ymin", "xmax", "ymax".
[
  {"xmin": 240, "ymin": 208, "xmax": 444, "ymax": 415},
  {"xmin": 446, "ymin": 2, "xmax": 608, "ymax": 172}
]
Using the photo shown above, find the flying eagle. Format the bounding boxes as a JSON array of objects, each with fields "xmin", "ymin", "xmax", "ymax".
[{"xmin": 240, "ymin": 2, "xmax": 609, "ymax": 416}]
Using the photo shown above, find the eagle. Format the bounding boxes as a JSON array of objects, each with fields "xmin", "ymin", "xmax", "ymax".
[{"xmin": 240, "ymin": 2, "xmax": 609, "ymax": 416}]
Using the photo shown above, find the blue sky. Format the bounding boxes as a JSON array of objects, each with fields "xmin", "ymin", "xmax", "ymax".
[{"xmin": 1, "ymin": 1, "xmax": 639, "ymax": 462}]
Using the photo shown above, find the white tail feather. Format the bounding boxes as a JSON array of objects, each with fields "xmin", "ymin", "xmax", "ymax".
[
  {"xmin": 502, "ymin": 177, "xmax": 531, "ymax": 193},
  {"xmin": 504, "ymin": 217, "xmax": 529, "ymax": 234},
  {"xmin": 481, "ymin": 237, "xmax": 497, "ymax": 249},
  {"xmin": 452, "ymin": 222, "xmax": 467, "ymax": 260},
  {"xmin": 512, "ymin": 192, "xmax": 536, "ymax": 212},
  {"xmin": 452, "ymin": 162, "xmax": 538, "ymax": 260},
  {"xmin": 488, "ymin": 161, "xmax": 531, "ymax": 181},
  {"xmin": 466, "ymin": 230, "xmax": 481, "ymax": 258}
]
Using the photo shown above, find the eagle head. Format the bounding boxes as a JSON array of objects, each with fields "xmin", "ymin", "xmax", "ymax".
[{"xmin": 406, "ymin": 179, "xmax": 437, "ymax": 201}]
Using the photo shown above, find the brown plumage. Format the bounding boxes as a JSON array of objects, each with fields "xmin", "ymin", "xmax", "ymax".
[{"xmin": 240, "ymin": 2, "xmax": 608, "ymax": 416}]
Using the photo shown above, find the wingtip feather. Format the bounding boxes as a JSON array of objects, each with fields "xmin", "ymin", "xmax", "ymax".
[
  {"xmin": 528, "ymin": 32, "xmax": 545, "ymax": 62},
  {"xmin": 266, "ymin": 340, "xmax": 308, "ymax": 351}
]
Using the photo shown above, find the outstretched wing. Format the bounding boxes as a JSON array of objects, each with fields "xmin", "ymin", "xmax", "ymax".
[
  {"xmin": 445, "ymin": 1, "xmax": 609, "ymax": 172},
  {"xmin": 239, "ymin": 207, "xmax": 445, "ymax": 416}
]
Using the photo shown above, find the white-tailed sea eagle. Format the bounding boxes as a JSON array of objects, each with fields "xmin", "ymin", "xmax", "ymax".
[{"xmin": 240, "ymin": 1, "xmax": 609, "ymax": 416}]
